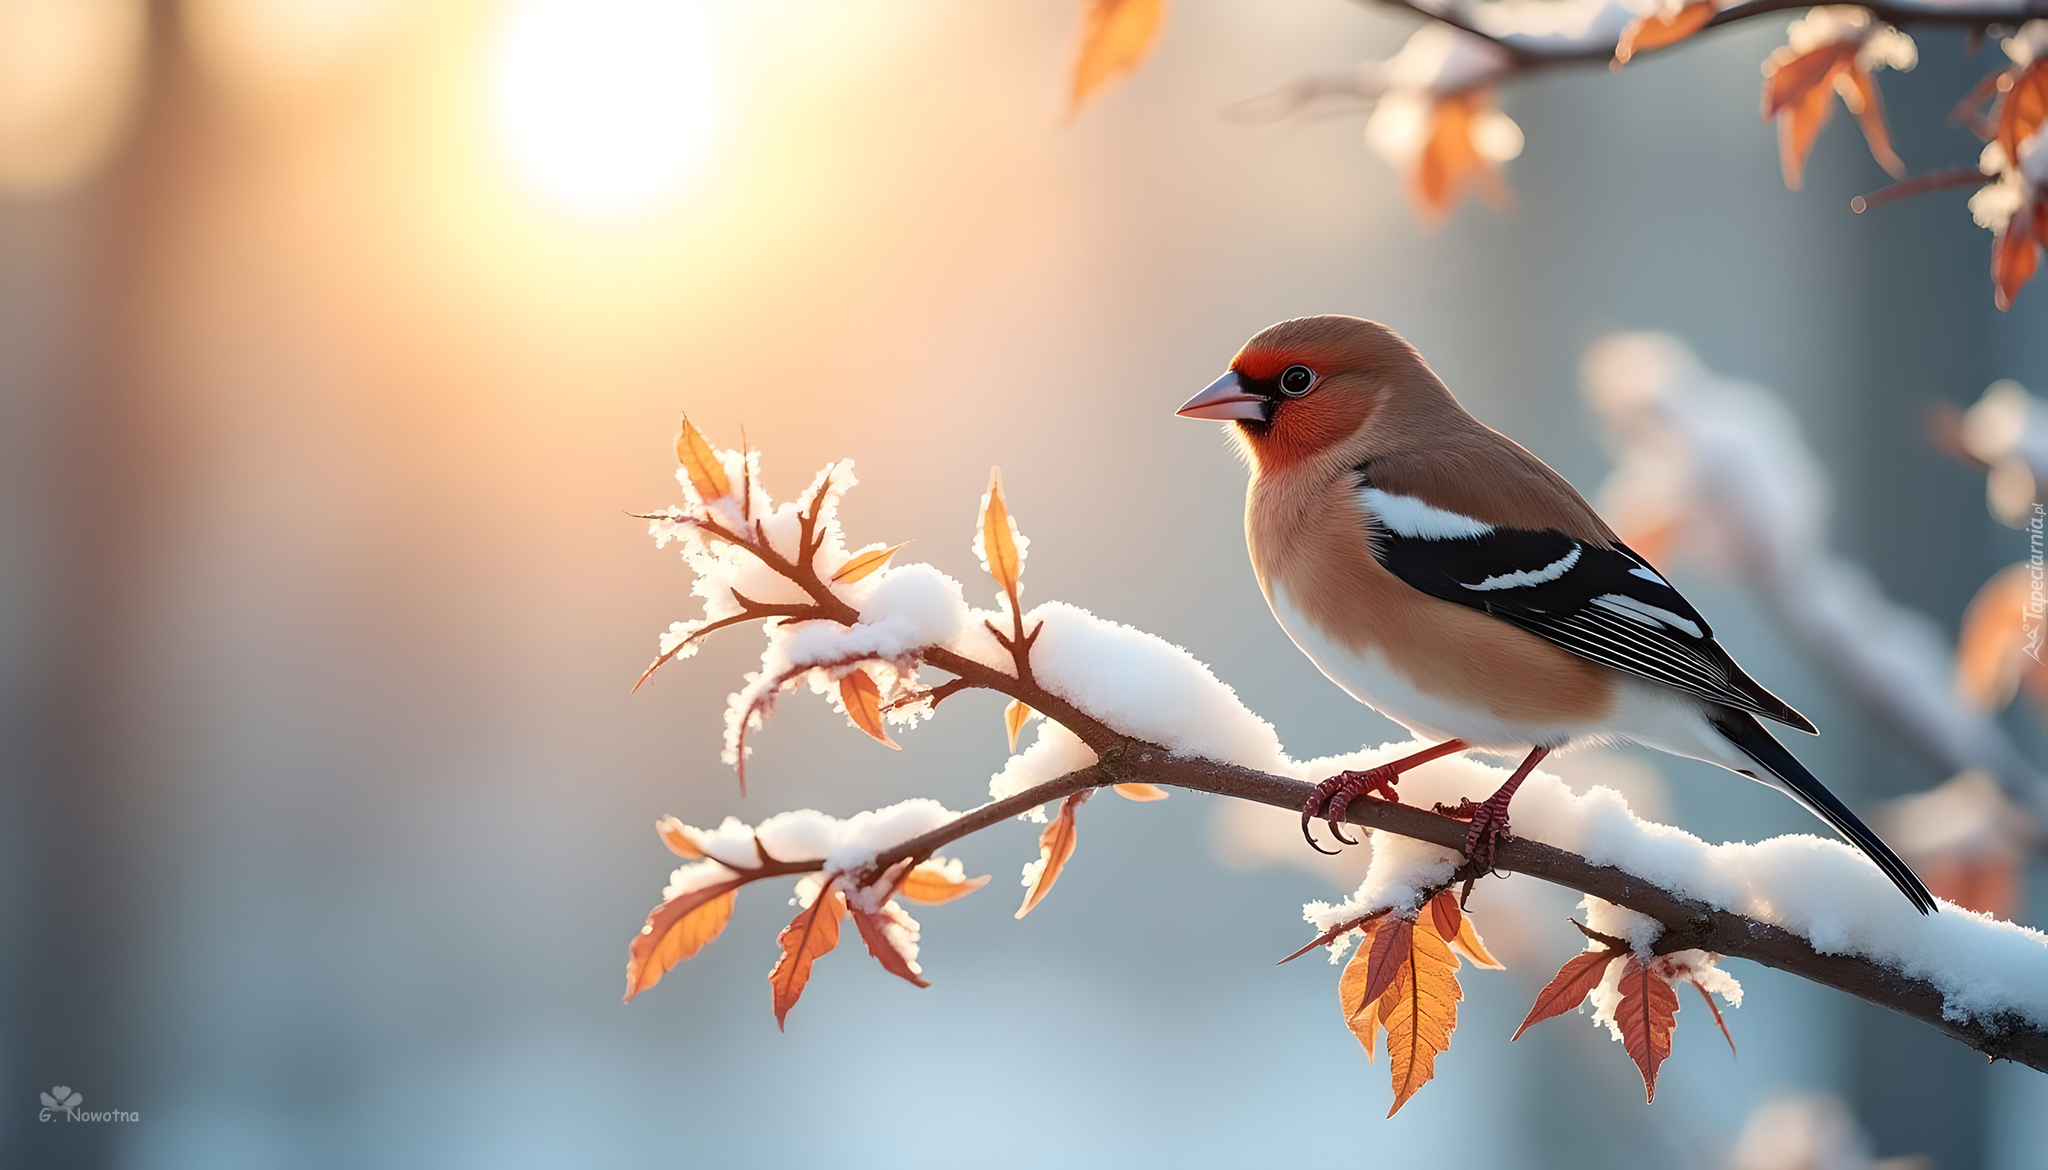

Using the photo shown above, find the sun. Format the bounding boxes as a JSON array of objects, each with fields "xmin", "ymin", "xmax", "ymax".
[{"xmin": 491, "ymin": 0, "xmax": 721, "ymax": 215}]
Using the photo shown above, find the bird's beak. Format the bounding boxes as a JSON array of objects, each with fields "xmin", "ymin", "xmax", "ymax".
[{"xmin": 1175, "ymin": 371, "xmax": 1267, "ymax": 422}]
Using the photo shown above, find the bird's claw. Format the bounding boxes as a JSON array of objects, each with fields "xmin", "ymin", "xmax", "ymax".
[
  {"xmin": 1300, "ymin": 766, "xmax": 1401, "ymax": 854},
  {"xmin": 1455, "ymin": 798, "xmax": 1513, "ymax": 875}
]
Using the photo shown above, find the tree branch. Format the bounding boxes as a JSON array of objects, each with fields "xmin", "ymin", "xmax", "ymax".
[
  {"xmin": 803, "ymin": 746, "xmax": 2048, "ymax": 1072},
  {"xmin": 1350, "ymin": 0, "xmax": 2048, "ymax": 86}
]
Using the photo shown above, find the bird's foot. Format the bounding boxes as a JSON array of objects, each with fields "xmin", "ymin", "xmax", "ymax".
[
  {"xmin": 1434, "ymin": 795, "xmax": 1513, "ymax": 874},
  {"xmin": 1301, "ymin": 766, "xmax": 1401, "ymax": 854}
]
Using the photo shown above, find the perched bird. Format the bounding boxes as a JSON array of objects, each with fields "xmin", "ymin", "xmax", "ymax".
[{"xmin": 1176, "ymin": 314, "xmax": 1936, "ymax": 913}]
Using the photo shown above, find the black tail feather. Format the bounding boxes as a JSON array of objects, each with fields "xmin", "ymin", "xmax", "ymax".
[{"xmin": 1708, "ymin": 710, "xmax": 1937, "ymax": 914}]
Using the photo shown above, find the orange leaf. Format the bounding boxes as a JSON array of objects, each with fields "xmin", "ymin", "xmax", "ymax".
[
  {"xmin": 1070, "ymin": 0, "xmax": 1167, "ymax": 115},
  {"xmin": 1957, "ymin": 563, "xmax": 2037, "ymax": 710},
  {"xmin": 674, "ymin": 414, "xmax": 731, "ymax": 503},
  {"xmin": 1615, "ymin": 955, "xmax": 1680, "ymax": 1101},
  {"xmin": 1337, "ymin": 918, "xmax": 1385, "ymax": 1063},
  {"xmin": 1414, "ymin": 92, "xmax": 1506, "ymax": 219},
  {"xmin": 1428, "ymin": 890, "xmax": 1462, "ymax": 944},
  {"xmin": 896, "ymin": 859, "xmax": 991, "ymax": 905},
  {"xmin": 1512, "ymin": 949, "xmax": 1620, "ymax": 1040},
  {"xmin": 769, "ymin": 879, "xmax": 847, "ymax": 1029},
  {"xmin": 1835, "ymin": 66, "xmax": 1905, "ymax": 178},
  {"xmin": 977, "ymin": 467, "xmax": 1025, "ymax": 606},
  {"xmin": 623, "ymin": 877, "xmax": 744, "ymax": 1002},
  {"xmin": 1690, "ymin": 979, "xmax": 1736, "ymax": 1056},
  {"xmin": 1450, "ymin": 913, "xmax": 1505, "ymax": 971},
  {"xmin": 1762, "ymin": 39, "xmax": 1857, "ymax": 119},
  {"xmin": 1113, "ymin": 782, "xmax": 1170, "ymax": 802},
  {"xmin": 1998, "ymin": 61, "xmax": 2048, "ymax": 170},
  {"xmin": 1360, "ymin": 915, "xmax": 1414, "ymax": 1012},
  {"xmin": 1382, "ymin": 912, "xmax": 1462, "ymax": 1115},
  {"xmin": 1613, "ymin": 2, "xmax": 1715, "ymax": 69},
  {"xmin": 1016, "ymin": 791, "xmax": 1089, "ymax": 919},
  {"xmin": 839, "ymin": 670, "xmax": 899, "ymax": 749},
  {"xmin": 1993, "ymin": 198, "xmax": 2043, "ymax": 312},
  {"xmin": 831, "ymin": 542, "xmax": 907, "ymax": 584},
  {"xmin": 850, "ymin": 900, "xmax": 930, "ymax": 989},
  {"xmin": 1762, "ymin": 39, "xmax": 1857, "ymax": 189},
  {"xmin": 1777, "ymin": 70, "xmax": 1840, "ymax": 190},
  {"xmin": 1004, "ymin": 699, "xmax": 1032, "ymax": 753},
  {"xmin": 655, "ymin": 815, "xmax": 706, "ymax": 859}
]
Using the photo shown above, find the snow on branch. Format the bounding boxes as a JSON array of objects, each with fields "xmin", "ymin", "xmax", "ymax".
[{"xmin": 623, "ymin": 420, "xmax": 2048, "ymax": 1111}]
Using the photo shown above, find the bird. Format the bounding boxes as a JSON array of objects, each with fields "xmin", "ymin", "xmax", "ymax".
[{"xmin": 1175, "ymin": 314, "xmax": 1937, "ymax": 914}]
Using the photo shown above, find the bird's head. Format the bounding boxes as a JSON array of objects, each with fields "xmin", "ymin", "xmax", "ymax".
[{"xmin": 1176, "ymin": 315, "xmax": 1445, "ymax": 472}]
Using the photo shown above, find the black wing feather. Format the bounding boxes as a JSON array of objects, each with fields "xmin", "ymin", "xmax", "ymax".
[{"xmin": 1362, "ymin": 491, "xmax": 1814, "ymax": 733}]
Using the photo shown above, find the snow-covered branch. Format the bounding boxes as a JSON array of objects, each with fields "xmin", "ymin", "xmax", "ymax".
[{"xmin": 624, "ymin": 422, "xmax": 2048, "ymax": 1107}]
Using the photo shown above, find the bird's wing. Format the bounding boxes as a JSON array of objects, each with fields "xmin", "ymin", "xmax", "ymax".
[{"xmin": 1354, "ymin": 470, "xmax": 1815, "ymax": 733}]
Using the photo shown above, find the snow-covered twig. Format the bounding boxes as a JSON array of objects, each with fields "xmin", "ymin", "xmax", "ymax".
[{"xmin": 629, "ymin": 423, "xmax": 2048, "ymax": 1084}]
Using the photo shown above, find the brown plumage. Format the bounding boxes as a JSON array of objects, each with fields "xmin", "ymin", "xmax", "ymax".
[{"xmin": 1177, "ymin": 314, "xmax": 1936, "ymax": 912}]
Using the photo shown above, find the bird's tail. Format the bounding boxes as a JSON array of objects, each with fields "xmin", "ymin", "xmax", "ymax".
[{"xmin": 1708, "ymin": 710, "xmax": 1937, "ymax": 915}]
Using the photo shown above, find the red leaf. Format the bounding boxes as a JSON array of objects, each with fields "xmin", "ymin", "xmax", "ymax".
[
  {"xmin": 1360, "ymin": 915, "xmax": 1415, "ymax": 1012},
  {"xmin": 1615, "ymin": 955, "xmax": 1680, "ymax": 1101},
  {"xmin": 623, "ymin": 877, "xmax": 746, "ymax": 1003},
  {"xmin": 850, "ymin": 900, "xmax": 930, "ymax": 989},
  {"xmin": 1512, "ymin": 949, "xmax": 1620, "ymax": 1041},
  {"xmin": 1999, "ymin": 61, "xmax": 2048, "ymax": 170},
  {"xmin": 768, "ymin": 878, "xmax": 847, "ymax": 1029},
  {"xmin": 1993, "ymin": 197, "xmax": 2042, "ymax": 313},
  {"xmin": 839, "ymin": 669, "xmax": 900, "ymax": 749},
  {"xmin": 1429, "ymin": 890, "xmax": 1462, "ymax": 945}
]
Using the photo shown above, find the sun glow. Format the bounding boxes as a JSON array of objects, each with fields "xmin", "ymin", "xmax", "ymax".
[{"xmin": 491, "ymin": 0, "xmax": 720, "ymax": 214}]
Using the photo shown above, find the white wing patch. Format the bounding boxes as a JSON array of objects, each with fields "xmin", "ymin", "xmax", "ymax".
[
  {"xmin": 1464, "ymin": 544, "xmax": 1582, "ymax": 592},
  {"xmin": 1592, "ymin": 593, "xmax": 1705, "ymax": 639},
  {"xmin": 1359, "ymin": 486, "xmax": 1494, "ymax": 540},
  {"xmin": 1628, "ymin": 564, "xmax": 1668, "ymax": 585}
]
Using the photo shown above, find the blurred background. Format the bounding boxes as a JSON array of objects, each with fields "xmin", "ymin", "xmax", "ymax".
[{"xmin": 3, "ymin": 1, "xmax": 2046, "ymax": 1166}]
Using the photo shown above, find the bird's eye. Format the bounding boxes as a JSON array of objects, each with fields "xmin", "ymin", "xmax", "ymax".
[{"xmin": 1279, "ymin": 365, "xmax": 1317, "ymax": 397}]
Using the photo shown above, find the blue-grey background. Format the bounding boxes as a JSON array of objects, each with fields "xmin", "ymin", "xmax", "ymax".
[{"xmin": 3, "ymin": 2, "xmax": 2044, "ymax": 1167}]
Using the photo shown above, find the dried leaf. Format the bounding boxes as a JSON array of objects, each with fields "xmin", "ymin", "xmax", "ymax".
[
  {"xmin": 1004, "ymin": 699, "xmax": 1032, "ymax": 753},
  {"xmin": 1762, "ymin": 39, "xmax": 1858, "ymax": 189},
  {"xmin": 1512, "ymin": 949, "xmax": 1620, "ymax": 1040},
  {"xmin": 831, "ymin": 542, "xmax": 907, "ymax": 584},
  {"xmin": 1016, "ymin": 791, "xmax": 1088, "ymax": 919},
  {"xmin": 1835, "ymin": 66, "xmax": 1905, "ymax": 178},
  {"xmin": 896, "ymin": 859, "xmax": 991, "ymax": 905},
  {"xmin": 623, "ymin": 878, "xmax": 744, "ymax": 1002},
  {"xmin": 1998, "ymin": 61, "xmax": 2048, "ymax": 170},
  {"xmin": 1382, "ymin": 913, "xmax": 1462, "ymax": 1116},
  {"xmin": 1615, "ymin": 955, "xmax": 1680, "ymax": 1101},
  {"xmin": 1450, "ymin": 913, "xmax": 1505, "ymax": 971},
  {"xmin": 1360, "ymin": 915, "xmax": 1414, "ymax": 1012},
  {"xmin": 978, "ymin": 467, "xmax": 1025, "ymax": 606},
  {"xmin": 1429, "ymin": 890, "xmax": 1462, "ymax": 945},
  {"xmin": 655, "ymin": 815, "xmax": 705, "ymax": 859},
  {"xmin": 1993, "ymin": 198, "xmax": 2043, "ymax": 312},
  {"xmin": 1113, "ymin": 782, "xmax": 1170, "ymax": 802},
  {"xmin": 850, "ymin": 901, "xmax": 930, "ymax": 989},
  {"xmin": 1070, "ymin": 0, "xmax": 1167, "ymax": 114},
  {"xmin": 674, "ymin": 414, "xmax": 731, "ymax": 503},
  {"xmin": 1613, "ymin": 2, "xmax": 1715, "ymax": 69},
  {"xmin": 1690, "ymin": 979, "xmax": 1736, "ymax": 1056},
  {"xmin": 769, "ymin": 880, "xmax": 847, "ymax": 1029},
  {"xmin": 1414, "ymin": 92, "xmax": 1509, "ymax": 218},
  {"xmin": 839, "ymin": 670, "xmax": 900, "ymax": 749},
  {"xmin": 1337, "ymin": 918, "xmax": 1385, "ymax": 1063}
]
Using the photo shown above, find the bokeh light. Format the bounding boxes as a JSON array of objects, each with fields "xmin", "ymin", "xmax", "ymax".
[{"xmin": 491, "ymin": 0, "xmax": 721, "ymax": 214}]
